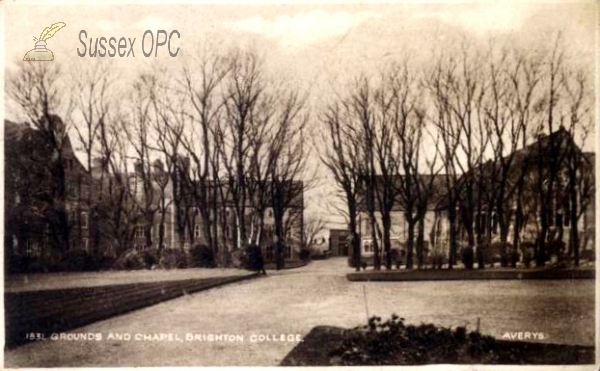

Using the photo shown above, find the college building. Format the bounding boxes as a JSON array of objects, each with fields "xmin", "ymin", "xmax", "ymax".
[
  {"xmin": 357, "ymin": 128, "xmax": 595, "ymax": 266},
  {"xmin": 5, "ymin": 117, "xmax": 305, "ymax": 271}
]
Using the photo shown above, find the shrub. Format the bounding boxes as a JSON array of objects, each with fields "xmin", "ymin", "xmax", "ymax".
[
  {"xmin": 580, "ymin": 249, "xmax": 595, "ymax": 261},
  {"xmin": 312, "ymin": 250, "xmax": 331, "ymax": 260},
  {"xmin": 476, "ymin": 246, "xmax": 485, "ymax": 269},
  {"xmin": 113, "ymin": 249, "xmax": 158, "ymax": 270},
  {"xmin": 329, "ymin": 314, "xmax": 499, "ymax": 365},
  {"xmin": 189, "ymin": 244, "xmax": 215, "ymax": 268},
  {"xmin": 427, "ymin": 252, "xmax": 446, "ymax": 270},
  {"xmin": 299, "ymin": 248, "xmax": 311, "ymax": 263},
  {"xmin": 547, "ymin": 239, "xmax": 566, "ymax": 259},
  {"xmin": 462, "ymin": 247, "xmax": 474, "ymax": 270},
  {"xmin": 7, "ymin": 255, "xmax": 38, "ymax": 274},
  {"xmin": 510, "ymin": 250, "xmax": 520, "ymax": 268},
  {"xmin": 241, "ymin": 244, "xmax": 265, "ymax": 271},
  {"xmin": 159, "ymin": 248, "xmax": 189, "ymax": 269},
  {"xmin": 230, "ymin": 249, "xmax": 243, "ymax": 268},
  {"xmin": 56, "ymin": 250, "xmax": 111, "ymax": 271},
  {"xmin": 520, "ymin": 241, "xmax": 536, "ymax": 268}
]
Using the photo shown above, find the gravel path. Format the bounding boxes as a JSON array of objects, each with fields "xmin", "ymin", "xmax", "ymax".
[{"xmin": 4, "ymin": 258, "xmax": 595, "ymax": 367}]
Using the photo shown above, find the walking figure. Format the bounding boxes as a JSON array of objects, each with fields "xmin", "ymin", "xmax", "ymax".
[{"xmin": 256, "ymin": 246, "xmax": 267, "ymax": 275}]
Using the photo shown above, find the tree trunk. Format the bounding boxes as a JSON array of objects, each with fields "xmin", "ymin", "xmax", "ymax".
[
  {"xmin": 406, "ymin": 219, "xmax": 416, "ymax": 270},
  {"xmin": 448, "ymin": 203, "xmax": 457, "ymax": 269},
  {"xmin": 382, "ymin": 212, "xmax": 392, "ymax": 270},
  {"xmin": 349, "ymin": 207, "xmax": 361, "ymax": 272},
  {"xmin": 416, "ymin": 217, "xmax": 425, "ymax": 269},
  {"xmin": 569, "ymin": 175, "xmax": 579, "ymax": 266}
]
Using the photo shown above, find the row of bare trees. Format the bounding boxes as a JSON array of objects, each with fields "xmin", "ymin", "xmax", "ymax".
[
  {"xmin": 322, "ymin": 36, "xmax": 594, "ymax": 271},
  {"xmin": 7, "ymin": 50, "xmax": 309, "ymax": 269}
]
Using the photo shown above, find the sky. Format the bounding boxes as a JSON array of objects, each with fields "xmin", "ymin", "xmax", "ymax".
[{"xmin": 2, "ymin": 1, "xmax": 598, "ymax": 231}]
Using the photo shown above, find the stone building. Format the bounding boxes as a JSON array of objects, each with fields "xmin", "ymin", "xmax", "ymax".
[
  {"xmin": 5, "ymin": 117, "xmax": 98, "ymax": 271},
  {"xmin": 357, "ymin": 128, "xmax": 595, "ymax": 266}
]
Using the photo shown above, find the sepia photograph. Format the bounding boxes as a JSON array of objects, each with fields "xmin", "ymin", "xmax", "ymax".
[{"xmin": 2, "ymin": 0, "xmax": 598, "ymax": 368}]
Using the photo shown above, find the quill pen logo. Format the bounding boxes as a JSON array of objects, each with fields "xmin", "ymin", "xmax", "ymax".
[{"xmin": 23, "ymin": 22, "xmax": 66, "ymax": 61}]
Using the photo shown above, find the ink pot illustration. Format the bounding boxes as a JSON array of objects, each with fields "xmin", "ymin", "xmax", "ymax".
[
  {"xmin": 23, "ymin": 41, "xmax": 54, "ymax": 61},
  {"xmin": 23, "ymin": 22, "xmax": 66, "ymax": 62}
]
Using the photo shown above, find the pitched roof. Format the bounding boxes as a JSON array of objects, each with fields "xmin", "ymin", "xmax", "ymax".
[{"xmin": 357, "ymin": 173, "xmax": 450, "ymax": 212}]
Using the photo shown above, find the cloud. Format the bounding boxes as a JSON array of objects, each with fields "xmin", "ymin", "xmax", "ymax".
[
  {"xmin": 134, "ymin": 15, "xmax": 173, "ymax": 31},
  {"xmin": 419, "ymin": 3, "xmax": 536, "ymax": 36},
  {"xmin": 228, "ymin": 10, "xmax": 381, "ymax": 49},
  {"xmin": 96, "ymin": 20, "xmax": 123, "ymax": 32}
]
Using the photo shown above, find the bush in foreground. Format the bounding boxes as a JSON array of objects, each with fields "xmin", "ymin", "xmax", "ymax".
[{"xmin": 330, "ymin": 315, "xmax": 500, "ymax": 365}]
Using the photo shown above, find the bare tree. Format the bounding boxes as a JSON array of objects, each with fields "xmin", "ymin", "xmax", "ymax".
[
  {"xmin": 265, "ymin": 87, "xmax": 309, "ymax": 269},
  {"xmin": 321, "ymin": 103, "xmax": 364, "ymax": 271},
  {"xmin": 348, "ymin": 77, "xmax": 383, "ymax": 270},
  {"xmin": 121, "ymin": 75, "xmax": 165, "ymax": 251},
  {"xmin": 173, "ymin": 54, "xmax": 230, "ymax": 257},
  {"xmin": 426, "ymin": 54, "xmax": 464, "ymax": 269},
  {"xmin": 215, "ymin": 51, "xmax": 265, "ymax": 251},
  {"xmin": 505, "ymin": 48, "xmax": 544, "ymax": 262},
  {"xmin": 386, "ymin": 65, "xmax": 432, "ymax": 270},
  {"xmin": 562, "ymin": 63, "xmax": 593, "ymax": 266},
  {"xmin": 532, "ymin": 35, "xmax": 569, "ymax": 267},
  {"xmin": 72, "ymin": 62, "xmax": 116, "ymax": 256},
  {"xmin": 94, "ymin": 110, "xmax": 141, "ymax": 257},
  {"xmin": 303, "ymin": 217, "xmax": 327, "ymax": 251},
  {"xmin": 7, "ymin": 63, "xmax": 74, "ymax": 254}
]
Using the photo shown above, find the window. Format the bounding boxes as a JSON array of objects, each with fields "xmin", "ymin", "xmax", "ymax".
[
  {"xmin": 81, "ymin": 212, "xmax": 88, "ymax": 229},
  {"xmin": 285, "ymin": 245, "xmax": 292, "ymax": 259},
  {"xmin": 26, "ymin": 240, "xmax": 41, "ymax": 257},
  {"xmin": 266, "ymin": 245, "xmax": 274, "ymax": 261},
  {"xmin": 547, "ymin": 200, "xmax": 556, "ymax": 226},
  {"xmin": 225, "ymin": 226, "xmax": 231, "ymax": 239},
  {"xmin": 135, "ymin": 225, "xmax": 144, "ymax": 238},
  {"xmin": 563, "ymin": 213, "xmax": 570, "ymax": 227},
  {"xmin": 492, "ymin": 212, "xmax": 499, "ymax": 235},
  {"xmin": 66, "ymin": 182, "xmax": 78, "ymax": 198},
  {"xmin": 71, "ymin": 238, "xmax": 78, "ymax": 250},
  {"xmin": 480, "ymin": 212, "xmax": 487, "ymax": 234},
  {"xmin": 475, "ymin": 212, "xmax": 481, "ymax": 234},
  {"xmin": 82, "ymin": 238, "xmax": 89, "ymax": 252},
  {"xmin": 65, "ymin": 158, "xmax": 74, "ymax": 170},
  {"xmin": 81, "ymin": 185, "xmax": 90, "ymax": 200},
  {"xmin": 555, "ymin": 213, "xmax": 563, "ymax": 228},
  {"xmin": 194, "ymin": 224, "xmax": 202, "ymax": 238}
]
